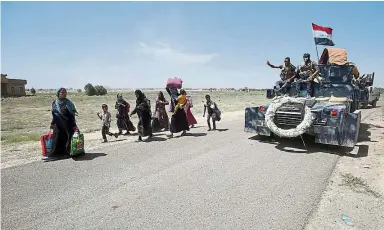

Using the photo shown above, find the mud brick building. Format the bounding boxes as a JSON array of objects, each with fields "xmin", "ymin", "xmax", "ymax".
[{"xmin": 1, "ymin": 74, "xmax": 28, "ymax": 97}]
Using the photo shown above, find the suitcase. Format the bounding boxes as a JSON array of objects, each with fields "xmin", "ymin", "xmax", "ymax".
[
  {"xmin": 40, "ymin": 132, "xmax": 53, "ymax": 157},
  {"xmin": 70, "ymin": 129, "xmax": 85, "ymax": 156}
]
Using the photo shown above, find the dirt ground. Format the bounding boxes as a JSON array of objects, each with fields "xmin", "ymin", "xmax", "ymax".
[{"xmin": 305, "ymin": 100, "xmax": 384, "ymax": 230}]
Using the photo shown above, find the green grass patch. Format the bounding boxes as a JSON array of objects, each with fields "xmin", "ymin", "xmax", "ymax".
[{"xmin": 1, "ymin": 133, "xmax": 41, "ymax": 144}]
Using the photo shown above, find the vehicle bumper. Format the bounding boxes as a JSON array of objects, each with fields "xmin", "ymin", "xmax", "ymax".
[{"xmin": 245, "ymin": 108, "xmax": 361, "ymax": 148}]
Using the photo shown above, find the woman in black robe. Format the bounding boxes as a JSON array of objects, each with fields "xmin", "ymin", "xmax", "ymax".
[
  {"xmin": 152, "ymin": 91, "xmax": 170, "ymax": 132},
  {"xmin": 43, "ymin": 88, "xmax": 78, "ymax": 161},
  {"xmin": 130, "ymin": 90, "xmax": 153, "ymax": 141},
  {"xmin": 165, "ymin": 88, "xmax": 190, "ymax": 138},
  {"xmin": 115, "ymin": 94, "xmax": 136, "ymax": 135}
]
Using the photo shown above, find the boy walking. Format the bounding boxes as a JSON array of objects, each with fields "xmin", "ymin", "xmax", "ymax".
[
  {"xmin": 203, "ymin": 95, "xmax": 221, "ymax": 131},
  {"xmin": 97, "ymin": 104, "xmax": 118, "ymax": 143}
]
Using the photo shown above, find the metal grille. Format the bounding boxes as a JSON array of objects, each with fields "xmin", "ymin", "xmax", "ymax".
[{"xmin": 274, "ymin": 103, "xmax": 304, "ymax": 127}]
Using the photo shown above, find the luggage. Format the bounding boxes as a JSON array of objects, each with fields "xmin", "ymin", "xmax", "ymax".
[
  {"xmin": 70, "ymin": 129, "xmax": 85, "ymax": 156},
  {"xmin": 40, "ymin": 132, "xmax": 53, "ymax": 157},
  {"xmin": 213, "ymin": 108, "xmax": 222, "ymax": 122},
  {"xmin": 166, "ymin": 77, "xmax": 183, "ymax": 89}
]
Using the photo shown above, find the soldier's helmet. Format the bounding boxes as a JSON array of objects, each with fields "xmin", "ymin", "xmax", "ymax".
[{"xmin": 303, "ymin": 53, "xmax": 310, "ymax": 58}]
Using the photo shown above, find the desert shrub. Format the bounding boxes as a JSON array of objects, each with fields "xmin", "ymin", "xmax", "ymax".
[
  {"xmin": 84, "ymin": 83, "xmax": 96, "ymax": 96},
  {"xmin": 94, "ymin": 85, "xmax": 108, "ymax": 96}
]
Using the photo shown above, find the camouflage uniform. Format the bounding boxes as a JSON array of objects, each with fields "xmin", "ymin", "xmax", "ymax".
[
  {"xmin": 296, "ymin": 60, "xmax": 319, "ymax": 97},
  {"xmin": 275, "ymin": 64, "xmax": 296, "ymax": 94}
]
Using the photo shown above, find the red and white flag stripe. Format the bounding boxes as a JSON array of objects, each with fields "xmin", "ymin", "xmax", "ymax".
[{"xmin": 312, "ymin": 23, "xmax": 335, "ymax": 46}]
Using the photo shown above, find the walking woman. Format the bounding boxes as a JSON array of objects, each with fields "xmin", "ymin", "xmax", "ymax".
[
  {"xmin": 115, "ymin": 94, "xmax": 136, "ymax": 135},
  {"xmin": 43, "ymin": 88, "xmax": 78, "ymax": 161},
  {"xmin": 153, "ymin": 91, "xmax": 170, "ymax": 132},
  {"xmin": 183, "ymin": 90, "xmax": 197, "ymax": 128},
  {"xmin": 166, "ymin": 88, "xmax": 190, "ymax": 138},
  {"xmin": 130, "ymin": 90, "xmax": 153, "ymax": 141}
]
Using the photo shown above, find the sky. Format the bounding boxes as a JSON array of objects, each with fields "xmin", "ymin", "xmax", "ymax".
[{"xmin": 1, "ymin": 1, "xmax": 384, "ymax": 89}]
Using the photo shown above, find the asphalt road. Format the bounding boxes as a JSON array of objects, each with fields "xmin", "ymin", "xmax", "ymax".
[{"xmin": 1, "ymin": 117, "xmax": 340, "ymax": 230}]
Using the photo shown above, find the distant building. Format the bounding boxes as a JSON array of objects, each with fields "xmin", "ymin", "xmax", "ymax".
[{"xmin": 1, "ymin": 74, "xmax": 28, "ymax": 97}]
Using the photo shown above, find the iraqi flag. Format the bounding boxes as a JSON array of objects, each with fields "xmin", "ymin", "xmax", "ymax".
[{"xmin": 312, "ymin": 23, "xmax": 335, "ymax": 46}]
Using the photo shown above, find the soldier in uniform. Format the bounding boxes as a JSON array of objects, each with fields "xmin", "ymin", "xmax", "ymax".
[
  {"xmin": 295, "ymin": 53, "xmax": 320, "ymax": 97},
  {"xmin": 267, "ymin": 57, "xmax": 297, "ymax": 94}
]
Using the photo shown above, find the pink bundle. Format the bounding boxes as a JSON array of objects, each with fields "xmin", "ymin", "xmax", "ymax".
[{"xmin": 166, "ymin": 77, "xmax": 183, "ymax": 89}]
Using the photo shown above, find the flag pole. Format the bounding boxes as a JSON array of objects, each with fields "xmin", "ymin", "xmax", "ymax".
[
  {"xmin": 315, "ymin": 44, "xmax": 320, "ymax": 62},
  {"xmin": 312, "ymin": 23, "xmax": 320, "ymax": 62}
]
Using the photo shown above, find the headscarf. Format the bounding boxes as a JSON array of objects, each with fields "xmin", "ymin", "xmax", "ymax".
[
  {"xmin": 134, "ymin": 90, "xmax": 151, "ymax": 116},
  {"xmin": 53, "ymin": 88, "xmax": 77, "ymax": 117},
  {"xmin": 116, "ymin": 93, "xmax": 124, "ymax": 103},
  {"xmin": 158, "ymin": 91, "xmax": 165, "ymax": 101}
]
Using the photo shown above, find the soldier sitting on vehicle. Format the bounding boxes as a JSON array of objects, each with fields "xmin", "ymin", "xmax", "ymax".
[
  {"xmin": 267, "ymin": 57, "xmax": 297, "ymax": 95},
  {"xmin": 295, "ymin": 53, "xmax": 320, "ymax": 97}
]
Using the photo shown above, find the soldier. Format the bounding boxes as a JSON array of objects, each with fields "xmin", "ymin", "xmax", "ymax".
[
  {"xmin": 295, "ymin": 53, "xmax": 320, "ymax": 97},
  {"xmin": 267, "ymin": 57, "xmax": 297, "ymax": 94}
]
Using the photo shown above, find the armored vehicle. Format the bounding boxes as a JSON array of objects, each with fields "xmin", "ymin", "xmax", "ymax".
[
  {"xmin": 355, "ymin": 72, "xmax": 380, "ymax": 108},
  {"xmin": 245, "ymin": 48, "xmax": 362, "ymax": 148}
]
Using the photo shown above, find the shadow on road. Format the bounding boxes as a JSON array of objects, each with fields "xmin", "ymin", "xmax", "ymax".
[
  {"xmin": 363, "ymin": 105, "xmax": 381, "ymax": 109},
  {"xmin": 174, "ymin": 132, "xmax": 207, "ymax": 138},
  {"xmin": 358, "ymin": 123, "xmax": 378, "ymax": 143},
  {"xmin": 144, "ymin": 136, "xmax": 168, "ymax": 142},
  {"xmin": 214, "ymin": 128, "xmax": 229, "ymax": 132},
  {"xmin": 248, "ymin": 129, "xmax": 370, "ymax": 158},
  {"xmin": 72, "ymin": 152, "xmax": 107, "ymax": 161}
]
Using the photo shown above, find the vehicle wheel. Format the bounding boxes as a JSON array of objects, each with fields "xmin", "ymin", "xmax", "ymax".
[
  {"xmin": 371, "ymin": 100, "xmax": 377, "ymax": 108},
  {"xmin": 361, "ymin": 103, "xmax": 368, "ymax": 109},
  {"xmin": 350, "ymin": 100, "xmax": 359, "ymax": 112}
]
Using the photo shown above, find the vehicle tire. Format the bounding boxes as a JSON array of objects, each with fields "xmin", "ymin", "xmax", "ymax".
[
  {"xmin": 350, "ymin": 100, "xmax": 359, "ymax": 112},
  {"xmin": 361, "ymin": 103, "xmax": 368, "ymax": 109},
  {"xmin": 371, "ymin": 100, "xmax": 377, "ymax": 108}
]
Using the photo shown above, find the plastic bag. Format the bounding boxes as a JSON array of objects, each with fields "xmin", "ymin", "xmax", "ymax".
[
  {"xmin": 70, "ymin": 129, "xmax": 85, "ymax": 156},
  {"xmin": 40, "ymin": 132, "xmax": 53, "ymax": 157}
]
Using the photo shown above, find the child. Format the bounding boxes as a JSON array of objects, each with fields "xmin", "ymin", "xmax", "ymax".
[
  {"xmin": 203, "ymin": 94, "xmax": 221, "ymax": 131},
  {"xmin": 97, "ymin": 104, "xmax": 118, "ymax": 143},
  {"xmin": 173, "ymin": 90, "xmax": 187, "ymax": 114}
]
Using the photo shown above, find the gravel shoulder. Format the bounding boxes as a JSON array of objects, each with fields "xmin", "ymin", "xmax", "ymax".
[{"xmin": 305, "ymin": 102, "xmax": 384, "ymax": 230}]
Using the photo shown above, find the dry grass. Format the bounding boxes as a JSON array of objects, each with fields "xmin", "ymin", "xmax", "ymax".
[
  {"xmin": 1, "ymin": 90, "xmax": 269, "ymax": 148},
  {"xmin": 340, "ymin": 172, "xmax": 382, "ymax": 198}
]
